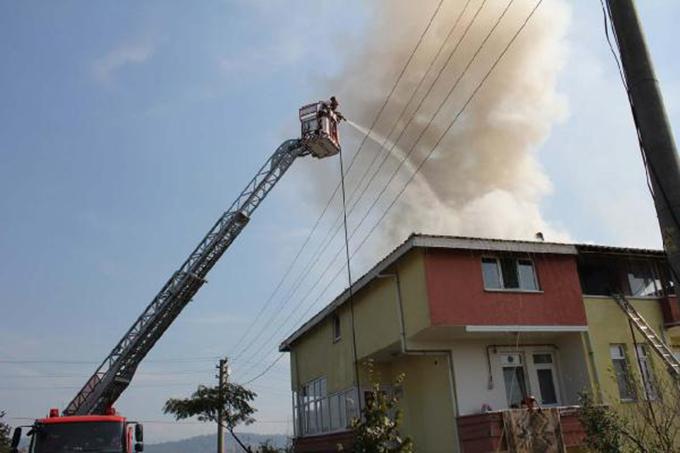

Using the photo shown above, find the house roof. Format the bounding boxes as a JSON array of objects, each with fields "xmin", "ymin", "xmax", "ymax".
[
  {"xmin": 575, "ymin": 243, "xmax": 666, "ymax": 258},
  {"xmin": 278, "ymin": 233, "xmax": 665, "ymax": 351}
]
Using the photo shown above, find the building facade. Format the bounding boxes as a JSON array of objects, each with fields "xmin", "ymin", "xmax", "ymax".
[{"xmin": 279, "ymin": 234, "xmax": 680, "ymax": 452}]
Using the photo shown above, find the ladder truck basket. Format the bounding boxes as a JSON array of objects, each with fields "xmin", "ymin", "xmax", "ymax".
[{"xmin": 299, "ymin": 99, "xmax": 343, "ymax": 158}]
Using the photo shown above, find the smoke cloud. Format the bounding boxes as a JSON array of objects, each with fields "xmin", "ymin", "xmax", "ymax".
[{"xmin": 312, "ymin": 0, "xmax": 572, "ymax": 261}]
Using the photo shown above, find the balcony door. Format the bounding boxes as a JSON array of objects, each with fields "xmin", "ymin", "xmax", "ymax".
[
  {"xmin": 528, "ymin": 352, "xmax": 561, "ymax": 406},
  {"xmin": 499, "ymin": 350, "xmax": 561, "ymax": 408}
]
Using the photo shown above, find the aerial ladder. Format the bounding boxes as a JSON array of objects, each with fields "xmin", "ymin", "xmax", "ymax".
[{"xmin": 11, "ymin": 98, "xmax": 344, "ymax": 453}]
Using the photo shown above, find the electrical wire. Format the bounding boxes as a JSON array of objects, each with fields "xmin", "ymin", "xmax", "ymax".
[
  {"xmin": 236, "ymin": 0, "xmax": 512, "ymax": 380},
  {"xmin": 240, "ymin": 354, "xmax": 285, "ymax": 386},
  {"xmin": 600, "ymin": 0, "xmax": 680, "ymax": 286},
  {"xmin": 240, "ymin": 0, "xmax": 542, "ymax": 382},
  {"xmin": 238, "ymin": 0, "xmax": 514, "ymax": 380},
  {"xmin": 342, "ymin": 0, "xmax": 476, "ymax": 220},
  {"xmin": 230, "ymin": 0, "xmax": 449, "ymax": 364},
  {"xmin": 0, "ymin": 356, "xmax": 221, "ymax": 365},
  {"xmin": 233, "ymin": 0, "xmax": 482, "ymax": 361},
  {"xmin": 234, "ymin": 0, "xmax": 494, "ymax": 375},
  {"xmin": 338, "ymin": 142, "xmax": 362, "ymax": 413}
]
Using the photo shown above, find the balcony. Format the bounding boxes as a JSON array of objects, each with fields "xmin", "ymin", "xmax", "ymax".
[
  {"xmin": 457, "ymin": 406, "xmax": 586, "ymax": 452},
  {"xmin": 293, "ymin": 431, "xmax": 354, "ymax": 453}
]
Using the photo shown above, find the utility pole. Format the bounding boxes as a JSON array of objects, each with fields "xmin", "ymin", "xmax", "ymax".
[
  {"xmin": 607, "ymin": 0, "xmax": 680, "ymax": 299},
  {"xmin": 217, "ymin": 358, "xmax": 229, "ymax": 453}
]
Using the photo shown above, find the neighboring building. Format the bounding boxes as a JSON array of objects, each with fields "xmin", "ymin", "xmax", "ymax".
[{"xmin": 279, "ymin": 234, "xmax": 680, "ymax": 452}]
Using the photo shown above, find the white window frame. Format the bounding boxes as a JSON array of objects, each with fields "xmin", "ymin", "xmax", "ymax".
[
  {"xmin": 500, "ymin": 352, "xmax": 530, "ymax": 407},
  {"xmin": 635, "ymin": 344, "xmax": 658, "ymax": 401},
  {"xmin": 494, "ymin": 347, "xmax": 566, "ymax": 409},
  {"xmin": 482, "ymin": 256, "xmax": 540, "ymax": 292},
  {"xmin": 297, "ymin": 380, "xmax": 358, "ymax": 437},
  {"xmin": 610, "ymin": 344, "xmax": 635, "ymax": 402},
  {"xmin": 529, "ymin": 351, "xmax": 561, "ymax": 406},
  {"xmin": 626, "ymin": 260, "xmax": 663, "ymax": 298}
]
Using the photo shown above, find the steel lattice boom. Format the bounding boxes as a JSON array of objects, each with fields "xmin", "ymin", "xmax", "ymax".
[{"xmin": 64, "ymin": 137, "xmax": 316, "ymax": 415}]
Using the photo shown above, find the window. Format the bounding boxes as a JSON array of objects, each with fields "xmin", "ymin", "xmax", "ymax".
[
  {"xmin": 482, "ymin": 257, "xmax": 538, "ymax": 291},
  {"xmin": 300, "ymin": 377, "xmax": 325, "ymax": 434},
  {"xmin": 533, "ymin": 353, "xmax": 558, "ymax": 405},
  {"xmin": 518, "ymin": 260, "xmax": 538, "ymax": 290},
  {"xmin": 482, "ymin": 258, "xmax": 502, "ymax": 289},
  {"xmin": 610, "ymin": 345, "xmax": 635, "ymax": 401},
  {"xmin": 297, "ymin": 379, "xmax": 358, "ymax": 436},
  {"xmin": 579, "ymin": 255, "xmax": 671, "ymax": 297},
  {"xmin": 627, "ymin": 261, "xmax": 662, "ymax": 297},
  {"xmin": 293, "ymin": 391, "xmax": 299, "ymax": 436},
  {"xmin": 501, "ymin": 353, "xmax": 528, "ymax": 407},
  {"xmin": 332, "ymin": 313, "xmax": 341, "ymax": 342},
  {"xmin": 635, "ymin": 344, "xmax": 657, "ymax": 400}
]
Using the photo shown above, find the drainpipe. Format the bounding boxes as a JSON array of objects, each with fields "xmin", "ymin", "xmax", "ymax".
[
  {"xmin": 581, "ymin": 332, "xmax": 606, "ymax": 403},
  {"xmin": 377, "ymin": 270, "xmax": 460, "ymax": 446}
]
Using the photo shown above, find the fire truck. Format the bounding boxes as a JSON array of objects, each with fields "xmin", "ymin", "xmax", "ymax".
[{"xmin": 10, "ymin": 98, "xmax": 344, "ymax": 453}]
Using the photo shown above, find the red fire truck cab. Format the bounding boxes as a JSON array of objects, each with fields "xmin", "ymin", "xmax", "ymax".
[{"xmin": 11, "ymin": 408, "xmax": 144, "ymax": 453}]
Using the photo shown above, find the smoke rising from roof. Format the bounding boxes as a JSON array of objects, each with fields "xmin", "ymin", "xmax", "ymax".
[{"xmin": 312, "ymin": 0, "xmax": 572, "ymax": 260}]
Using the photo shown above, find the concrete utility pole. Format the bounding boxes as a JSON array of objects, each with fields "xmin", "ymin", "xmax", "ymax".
[
  {"xmin": 607, "ymin": 0, "xmax": 680, "ymax": 298},
  {"xmin": 217, "ymin": 358, "xmax": 229, "ymax": 453}
]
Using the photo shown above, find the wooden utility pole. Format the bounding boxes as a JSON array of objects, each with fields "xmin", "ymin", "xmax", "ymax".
[
  {"xmin": 217, "ymin": 358, "xmax": 228, "ymax": 453},
  {"xmin": 606, "ymin": 0, "xmax": 680, "ymax": 297}
]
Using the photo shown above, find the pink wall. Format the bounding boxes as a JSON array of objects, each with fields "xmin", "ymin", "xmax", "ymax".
[{"xmin": 423, "ymin": 249, "xmax": 587, "ymax": 326}]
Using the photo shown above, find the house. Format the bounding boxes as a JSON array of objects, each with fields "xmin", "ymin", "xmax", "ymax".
[{"xmin": 279, "ymin": 234, "xmax": 680, "ymax": 452}]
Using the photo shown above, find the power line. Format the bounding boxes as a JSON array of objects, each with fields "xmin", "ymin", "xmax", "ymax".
[
  {"xmin": 233, "ymin": 0, "xmax": 486, "ymax": 373},
  {"xmin": 0, "ymin": 382, "xmax": 204, "ymax": 391},
  {"xmin": 600, "ymin": 0, "xmax": 680, "ymax": 288},
  {"xmin": 0, "ymin": 382, "xmax": 292, "ymax": 395},
  {"xmin": 0, "ymin": 357, "xmax": 220, "ymax": 365},
  {"xmin": 229, "ymin": 0, "xmax": 448, "ymax": 364},
  {"xmin": 240, "ymin": 354, "xmax": 285, "ymax": 386},
  {"xmin": 242, "ymin": 0, "xmax": 543, "ymax": 383},
  {"xmin": 343, "ymin": 0, "xmax": 483, "ymax": 218},
  {"xmin": 0, "ymin": 368, "xmax": 287, "ymax": 379},
  {"xmin": 237, "ymin": 0, "xmax": 509, "ymax": 380},
  {"xmin": 0, "ymin": 355, "xmax": 281, "ymax": 368},
  {"xmin": 235, "ymin": 0, "xmax": 483, "ymax": 370}
]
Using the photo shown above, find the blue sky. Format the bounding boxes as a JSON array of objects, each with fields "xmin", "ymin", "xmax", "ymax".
[{"xmin": 1, "ymin": 0, "xmax": 679, "ymax": 444}]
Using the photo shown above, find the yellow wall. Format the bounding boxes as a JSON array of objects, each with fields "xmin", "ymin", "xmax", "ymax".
[
  {"xmin": 289, "ymin": 249, "xmax": 458, "ymax": 450},
  {"xmin": 583, "ymin": 296, "xmax": 673, "ymax": 404},
  {"xmin": 397, "ymin": 249, "xmax": 431, "ymax": 336},
  {"xmin": 392, "ymin": 354, "xmax": 456, "ymax": 453},
  {"xmin": 290, "ymin": 302, "xmax": 355, "ymax": 394},
  {"xmin": 353, "ymin": 276, "xmax": 402, "ymax": 359},
  {"xmin": 290, "ymin": 248, "xmax": 430, "ymax": 393}
]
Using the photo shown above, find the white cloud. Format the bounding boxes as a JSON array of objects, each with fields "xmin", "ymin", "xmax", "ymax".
[{"xmin": 92, "ymin": 41, "xmax": 155, "ymax": 84}]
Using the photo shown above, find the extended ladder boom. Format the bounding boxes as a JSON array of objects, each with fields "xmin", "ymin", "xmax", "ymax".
[
  {"xmin": 65, "ymin": 139, "xmax": 312, "ymax": 415},
  {"xmin": 65, "ymin": 99, "xmax": 344, "ymax": 415}
]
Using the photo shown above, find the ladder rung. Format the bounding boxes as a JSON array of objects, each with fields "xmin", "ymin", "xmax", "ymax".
[{"xmin": 612, "ymin": 294, "xmax": 680, "ymax": 377}]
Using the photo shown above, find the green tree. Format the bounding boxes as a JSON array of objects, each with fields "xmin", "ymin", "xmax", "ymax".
[
  {"xmin": 0, "ymin": 411, "xmax": 11, "ymax": 453},
  {"xmin": 578, "ymin": 392, "xmax": 624, "ymax": 453},
  {"xmin": 163, "ymin": 382, "xmax": 256, "ymax": 452},
  {"xmin": 349, "ymin": 361, "xmax": 413, "ymax": 453},
  {"xmin": 579, "ymin": 361, "xmax": 680, "ymax": 453}
]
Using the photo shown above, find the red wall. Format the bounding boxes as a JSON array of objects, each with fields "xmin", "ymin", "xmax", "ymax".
[{"xmin": 424, "ymin": 249, "xmax": 587, "ymax": 326}]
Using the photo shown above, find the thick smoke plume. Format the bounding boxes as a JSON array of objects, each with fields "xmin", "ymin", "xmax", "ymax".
[{"xmin": 312, "ymin": 0, "xmax": 571, "ymax": 261}]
